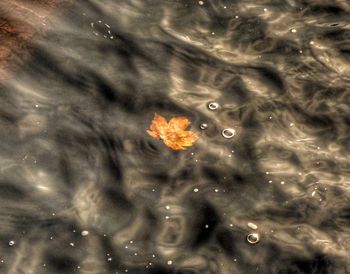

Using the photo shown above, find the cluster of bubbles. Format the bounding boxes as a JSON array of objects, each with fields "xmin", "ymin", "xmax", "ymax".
[
  {"xmin": 200, "ymin": 102, "xmax": 235, "ymax": 139},
  {"xmin": 246, "ymin": 223, "xmax": 260, "ymax": 244},
  {"xmin": 90, "ymin": 20, "xmax": 115, "ymax": 40}
]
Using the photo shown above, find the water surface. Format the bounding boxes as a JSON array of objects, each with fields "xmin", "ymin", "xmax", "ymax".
[{"xmin": 1, "ymin": 0, "xmax": 350, "ymax": 273}]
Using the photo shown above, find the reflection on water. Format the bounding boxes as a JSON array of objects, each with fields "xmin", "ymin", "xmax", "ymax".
[{"xmin": 1, "ymin": 0, "xmax": 350, "ymax": 273}]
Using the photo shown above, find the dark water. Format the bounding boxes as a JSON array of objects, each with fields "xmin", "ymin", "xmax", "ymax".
[{"xmin": 1, "ymin": 0, "xmax": 350, "ymax": 273}]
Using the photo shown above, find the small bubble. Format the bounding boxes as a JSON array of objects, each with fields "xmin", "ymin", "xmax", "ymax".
[
  {"xmin": 263, "ymin": 8, "xmax": 268, "ymax": 11},
  {"xmin": 198, "ymin": 1, "xmax": 204, "ymax": 5},
  {"xmin": 247, "ymin": 222, "xmax": 258, "ymax": 230},
  {"xmin": 281, "ymin": 181, "xmax": 285, "ymax": 185},
  {"xmin": 193, "ymin": 188, "xmax": 199, "ymax": 192},
  {"xmin": 214, "ymin": 189, "xmax": 219, "ymax": 192},
  {"xmin": 247, "ymin": 233, "xmax": 260, "ymax": 244},
  {"xmin": 81, "ymin": 230, "xmax": 89, "ymax": 236},
  {"xmin": 208, "ymin": 102, "xmax": 219, "ymax": 110},
  {"xmin": 200, "ymin": 123, "xmax": 208, "ymax": 130},
  {"xmin": 205, "ymin": 224, "xmax": 209, "ymax": 228},
  {"xmin": 291, "ymin": 28, "xmax": 297, "ymax": 33},
  {"xmin": 167, "ymin": 260, "xmax": 173, "ymax": 265},
  {"xmin": 70, "ymin": 242, "xmax": 75, "ymax": 247},
  {"xmin": 8, "ymin": 241, "xmax": 15, "ymax": 246},
  {"xmin": 222, "ymin": 128, "xmax": 235, "ymax": 139},
  {"xmin": 165, "ymin": 205, "xmax": 170, "ymax": 210},
  {"xmin": 290, "ymin": 123, "xmax": 294, "ymax": 127}
]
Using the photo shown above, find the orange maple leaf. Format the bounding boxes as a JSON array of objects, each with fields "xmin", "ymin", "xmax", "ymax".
[{"xmin": 147, "ymin": 113, "xmax": 198, "ymax": 150}]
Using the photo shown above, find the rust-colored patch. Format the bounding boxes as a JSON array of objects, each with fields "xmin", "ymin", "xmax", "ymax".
[
  {"xmin": 0, "ymin": 0, "xmax": 73, "ymax": 79},
  {"xmin": 147, "ymin": 113, "xmax": 198, "ymax": 150}
]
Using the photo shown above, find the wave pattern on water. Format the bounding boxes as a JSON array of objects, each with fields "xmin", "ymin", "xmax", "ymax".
[{"xmin": 1, "ymin": 0, "xmax": 350, "ymax": 273}]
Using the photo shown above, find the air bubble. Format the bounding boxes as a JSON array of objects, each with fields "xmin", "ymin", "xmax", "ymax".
[
  {"xmin": 208, "ymin": 102, "xmax": 219, "ymax": 110},
  {"xmin": 8, "ymin": 241, "xmax": 15, "ymax": 246},
  {"xmin": 247, "ymin": 222, "xmax": 258, "ymax": 230},
  {"xmin": 200, "ymin": 123, "xmax": 208, "ymax": 130},
  {"xmin": 81, "ymin": 230, "xmax": 89, "ymax": 236},
  {"xmin": 247, "ymin": 233, "xmax": 260, "ymax": 244},
  {"xmin": 222, "ymin": 128, "xmax": 235, "ymax": 139}
]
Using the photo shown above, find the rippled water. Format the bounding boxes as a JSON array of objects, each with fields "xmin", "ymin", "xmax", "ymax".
[{"xmin": 1, "ymin": 0, "xmax": 350, "ymax": 273}]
